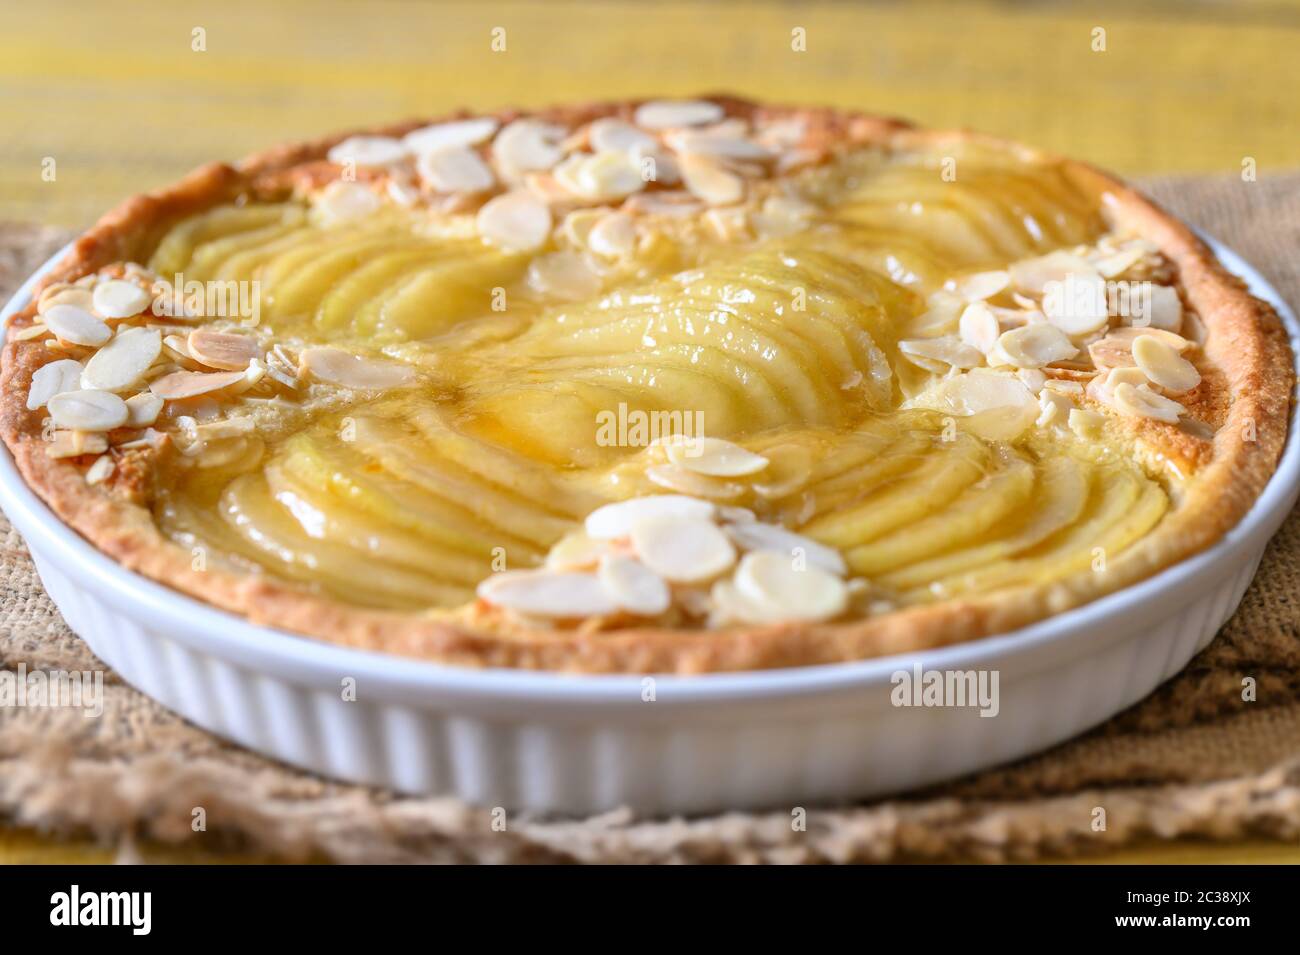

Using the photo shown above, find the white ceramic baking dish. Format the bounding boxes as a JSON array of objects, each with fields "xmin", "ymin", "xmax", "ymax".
[{"xmin": 2, "ymin": 239, "xmax": 1297, "ymax": 816}]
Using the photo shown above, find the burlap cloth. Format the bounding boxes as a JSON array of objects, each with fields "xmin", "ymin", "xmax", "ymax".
[{"xmin": 3, "ymin": 173, "xmax": 1300, "ymax": 864}]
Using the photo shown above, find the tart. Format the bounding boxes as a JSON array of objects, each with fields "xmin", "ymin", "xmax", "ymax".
[{"xmin": 1, "ymin": 97, "xmax": 1292, "ymax": 674}]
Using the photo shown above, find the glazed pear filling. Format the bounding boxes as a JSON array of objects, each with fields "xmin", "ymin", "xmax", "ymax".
[{"xmin": 141, "ymin": 141, "xmax": 1176, "ymax": 619}]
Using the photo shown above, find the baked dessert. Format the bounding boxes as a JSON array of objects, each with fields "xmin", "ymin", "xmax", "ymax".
[{"xmin": 2, "ymin": 97, "xmax": 1292, "ymax": 673}]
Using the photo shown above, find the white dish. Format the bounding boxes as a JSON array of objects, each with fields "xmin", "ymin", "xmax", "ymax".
[{"xmin": 2, "ymin": 238, "xmax": 1297, "ymax": 816}]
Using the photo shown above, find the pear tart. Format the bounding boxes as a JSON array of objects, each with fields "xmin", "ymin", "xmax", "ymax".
[{"xmin": 1, "ymin": 98, "xmax": 1291, "ymax": 673}]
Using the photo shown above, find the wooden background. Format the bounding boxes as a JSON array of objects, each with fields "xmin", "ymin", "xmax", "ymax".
[{"xmin": 1, "ymin": 0, "xmax": 1298, "ymax": 864}]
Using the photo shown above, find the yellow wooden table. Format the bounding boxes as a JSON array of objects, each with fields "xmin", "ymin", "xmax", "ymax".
[{"xmin": 2, "ymin": 0, "xmax": 1298, "ymax": 864}]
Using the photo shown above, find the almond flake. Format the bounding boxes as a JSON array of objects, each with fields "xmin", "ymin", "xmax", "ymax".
[
  {"xmin": 314, "ymin": 181, "xmax": 382, "ymax": 225},
  {"xmin": 326, "ymin": 136, "xmax": 408, "ymax": 168},
  {"xmin": 996, "ymin": 324, "xmax": 1078, "ymax": 368},
  {"xmin": 1145, "ymin": 285, "xmax": 1184, "ymax": 332},
  {"xmin": 1010, "ymin": 251, "xmax": 1094, "ymax": 295},
  {"xmin": 91, "ymin": 279, "xmax": 151, "ymax": 319},
  {"xmin": 493, "ymin": 120, "xmax": 566, "ymax": 174},
  {"xmin": 630, "ymin": 515, "xmax": 736, "ymax": 583},
  {"xmin": 84, "ymin": 453, "xmax": 115, "ymax": 485},
  {"xmin": 955, "ymin": 270, "xmax": 1010, "ymax": 303},
  {"xmin": 623, "ymin": 191, "xmax": 705, "ymax": 218},
  {"xmin": 585, "ymin": 494, "xmax": 715, "ymax": 540},
  {"xmin": 415, "ymin": 146, "xmax": 496, "ymax": 193},
  {"xmin": 668, "ymin": 131, "xmax": 772, "ymax": 161},
  {"xmin": 124, "ymin": 391, "xmax": 164, "ymax": 426},
  {"xmin": 597, "ymin": 554, "xmax": 670, "ymax": 615},
  {"xmin": 667, "ymin": 437, "xmax": 768, "ymax": 477},
  {"xmin": 586, "ymin": 213, "xmax": 637, "ymax": 258},
  {"xmin": 545, "ymin": 531, "xmax": 615, "ymax": 570},
  {"xmin": 477, "ymin": 570, "xmax": 618, "ymax": 618},
  {"xmin": 42, "ymin": 304, "xmax": 110, "ymax": 346},
  {"xmin": 149, "ymin": 369, "xmax": 247, "ymax": 400},
  {"xmin": 80, "ymin": 326, "xmax": 161, "ymax": 393},
  {"xmin": 734, "ymin": 551, "xmax": 848, "ymax": 622},
  {"xmin": 402, "ymin": 118, "xmax": 499, "ymax": 155},
  {"xmin": 11, "ymin": 322, "xmax": 50, "ymax": 342},
  {"xmin": 1132, "ymin": 334, "xmax": 1200, "ymax": 393},
  {"xmin": 634, "ymin": 100, "xmax": 725, "ymax": 130},
  {"xmin": 527, "ymin": 251, "xmax": 602, "ymax": 301},
  {"xmin": 1017, "ymin": 368, "xmax": 1048, "ymax": 393},
  {"xmin": 588, "ymin": 119, "xmax": 659, "ymax": 156},
  {"xmin": 38, "ymin": 286, "xmax": 95, "ymax": 314},
  {"xmin": 1112, "ymin": 382, "xmax": 1186, "ymax": 423},
  {"xmin": 1042, "ymin": 268, "xmax": 1109, "ymax": 335},
  {"xmin": 1036, "ymin": 389, "xmax": 1072, "ymax": 427},
  {"xmin": 27, "ymin": 359, "xmax": 83, "ymax": 410},
  {"xmin": 678, "ymin": 155, "xmax": 744, "ymax": 205},
  {"xmin": 723, "ymin": 522, "xmax": 846, "ymax": 575},
  {"xmin": 958, "ymin": 303, "xmax": 1001, "ymax": 354},
  {"xmin": 187, "ymin": 329, "xmax": 261, "ymax": 371},
  {"xmin": 899, "ymin": 336, "xmax": 984, "ymax": 371},
  {"xmin": 645, "ymin": 463, "xmax": 746, "ymax": 500},
  {"xmin": 298, "ymin": 348, "xmax": 415, "ymax": 390},
  {"xmin": 476, "ymin": 191, "xmax": 552, "ymax": 251},
  {"xmin": 47, "ymin": 389, "xmax": 128, "ymax": 431},
  {"xmin": 47, "ymin": 431, "xmax": 108, "ymax": 459}
]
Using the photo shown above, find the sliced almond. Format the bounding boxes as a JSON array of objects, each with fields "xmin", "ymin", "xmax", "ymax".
[
  {"xmin": 26, "ymin": 359, "xmax": 83, "ymax": 410},
  {"xmin": 1042, "ymin": 269, "xmax": 1109, "ymax": 335},
  {"xmin": 1145, "ymin": 284, "xmax": 1184, "ymax": 333},
  {"xmin": 476, "ymin": 191, "xmax": 552, "ymax": 251},
  {"xmin": 493, "ymin": 119, "xmax": 566, "ymax": 173},
  {"xmin": 10, "ymin": 322, "xmax": 50, "ymax": 342},
  {"xmin": 958, "ymin": 303, "xmax": 1001, "ymax": 354},
  {"xmin": 996, "ymin": 324, "xmax": 1078, "ymax": 369},
  {"xmin": 629, "ymin": 515, "xmax": 736, "ymax": 583},
  {"xmin": 585, "ymin": 494, "xmax": 715, "ymax": 540},
  {"xmin": 149, "ymin": 369, "xmax": 247, "ymax": 400},
  {"xmin": 1010, "ymin": 251, "xmax": 1095, "ymax": 295},
  {"xmin": 645, "ymin": 463, "xmax": 746, "ymax": 500},
  {"xmin": 84, "ymin": 454, "xmax": 115, "ymax": 486},
  {"xmin": 588, "ymin": 118, "xmax": 660, "ymax": 155},
  {"xmin": 527, "ymin": 251, "xmax": 603, "ymax": 301},
  {"xmin": 545, "ymin": 531, "xmax": 615, "ymax": 570},
  {"xmin": 314, "ymin": 181, "xmax": 382, "ymax": 225},
  {"xmin": 634, "ymin": 100, "xmax": 725, "ymax": 130},
  {"xmin": 597, "ymin": 554, "xmax": 671, "ymax": 616},
  {"xmin": 46, "ymin": 389, "xmax": 128, "ymax": 431},
  {"xmin": 47, "ymin": 430, "xmax": 108, "ymax": 459},
  {"xmin": 666, "ymin": 436, "xmax": 769, "ymax": 477},
  {"xmin": 623, "ymin": 191, "xmax": 705, "ymax": 218},
  {"xmin": 1017, "ymin": 368, "xmax": 1048, "ymax": 393},
  {"xmin": 326, "ymin": 135, "xmax": 408, "ymax": 168},
  {"xmin": 42, "ymin": 304, "xmax": 110, "ymax": 346},
  {"xmin": 678, "ymin": 155, "xmax": 744, "ymax": 206},
  {"xmin": 80, "ymin": 327, "xmax": 161, "ymax": 392},
  {"xmin": 124, "ymin": 391, "xmax": 164, "ymax": 426},
  {"xmin": 668, "ymin": 131, "xmax": 772, "ymax": 161},
  {"xmin": 1036, "ymin": 389, "xmax": 1072, "ymax": 427},
  {"xmin": 954, "ymin": 270, "xmax": 1010, "ymax": 303},
  {"xmin": 899, "ymin": 336, "xmax": 984, "ymax": 371},
  {"xmin": 578, "ymin": 152, "xmax": 647, "ymax": 201},
  {"xmin": 187, "ymin": 328, "xmax": 261, "ymax": 371},
  {"xmin": 402, "ymin": 117, "xmax": 499, "ymax": 155},
  {"xmin": 734, "ymin": 551, "xmax": 847, "ymax": 621},
  {"xmin": 38, "ymin": 285, "xmax": 94, "ymax": 314},
  {"xmin": 1112, "ymin": 382, "xmax": 1186, "ymax": 423},
  {"xmin": 702, "ymin": 206, "xmax": 750, "ymax": 242},
  {"xmin": 91, "ymin": 279, "xmax": 151, "ymax": 319},
  {"xmin": 723, "ymin": 521, "xmax": 846, "ymax": 575},
  {"xmin": 298, "ymin": 348, "xmax": 415, "ymax": 390},
  {"xmin": 586, "ymin": 213, "xmax": 637, "ymax": 258},
  {"xmin": 415, "ymin": 146, "xmax": 496, "ymax": 193},
  {"xmin": 477, "ymin": 570, "xmax": 618, "ymax": 618},
  {"xmin": 1132, "ymin": 334, "xmax": 1200, "ymax": 393}
]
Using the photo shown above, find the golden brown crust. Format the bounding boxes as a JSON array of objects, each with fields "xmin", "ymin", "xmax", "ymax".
[{"xmin": 2, "ymin": 98, "xmax": 1293, "ymax": 673}]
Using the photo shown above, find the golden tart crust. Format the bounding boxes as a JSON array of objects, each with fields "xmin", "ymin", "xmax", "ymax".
[{"xmin": 1, "ymin": 97, "xmax": 1293, "ymax": 673}]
